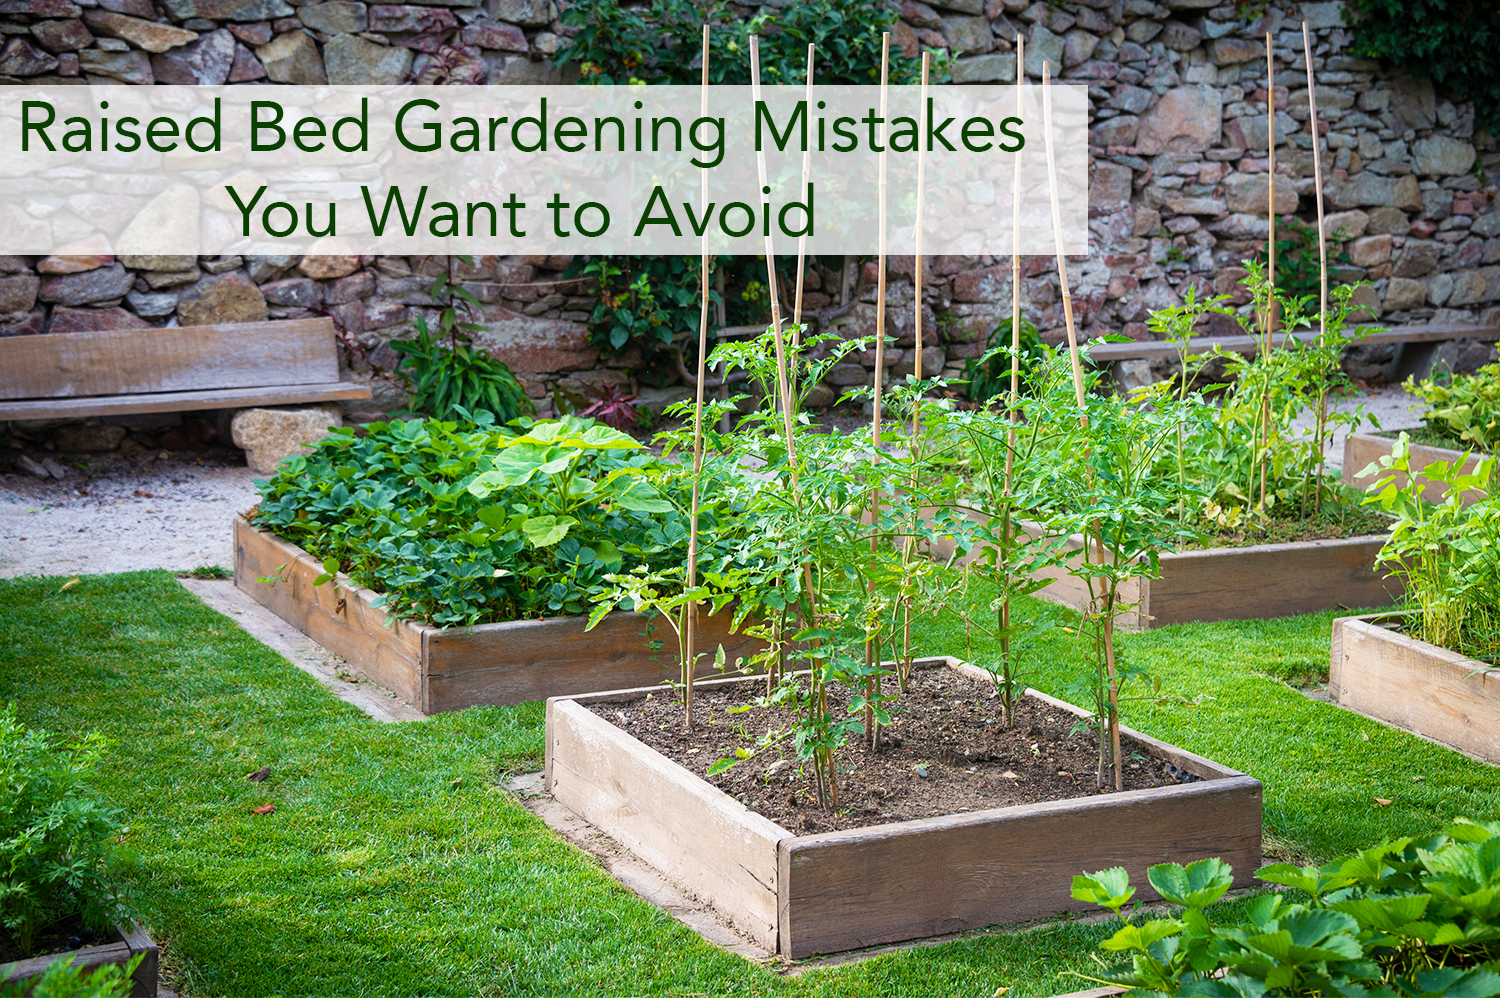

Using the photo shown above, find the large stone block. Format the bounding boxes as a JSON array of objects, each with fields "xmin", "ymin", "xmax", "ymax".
[
  {"xmin": 1321, "ymin": 209, "xmax": 1368, "ymax": 240},
  {"xmin": 1410, "ymin": 137, "xmax": 1476, "ymax": 177},
  {"xmin": 950, "ymin": 52, "xmax": 1016, "ymax": 82},
  {"xmin": 0, "ymin": 272, "xmax": 40, "ymax": 314},
  {"xmin": 232, "ymin": 405, "xmax": 343, "ymax": 474},
  {"xmin": 941, "ymin": 14, "xmax": 994, "ymax": 54},
  {"xmin": 1325, "ymin": 173, "xmax": 1423, "ymax": 212},
  {"xmin": 256, "ymin": 30, "xmax": 326, "ymax": 84},
  {"xmin": 1348, "ymin": 234, "xmax": 1392, "ymax": 267},
  {"xmin": 176, "ymin": 270, "xmax": 268, "ymax": 325},
  {"xmin": 151, "ymin": 26, "xmax": 235, "ymax": 84},
  {"xmin": 323, "ymin": 32, "xmax": 411, "ymax": 84},
  {"xmin": 1223, "ymin": 172, "xmax": 1298, "ymax": 214},
  {"xmin": 1135, "ymin": 84, "xmax": 1221, "ymax": 155},
  {"xmin": 1382, "ymin": 277, "xmax": 1426, "ymax": 311},
  {"xmin": 472, "ymin": 311, "xmax": 596, "ymax": 372},
  {"xmin": 38, "ymin": 263, "xmax": 134, "ymax": 305}
]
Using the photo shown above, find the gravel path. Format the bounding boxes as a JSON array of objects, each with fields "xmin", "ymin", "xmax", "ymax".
[{"xmin": 0, "ymin": 449, "xmax": 259, "ymax": 579}]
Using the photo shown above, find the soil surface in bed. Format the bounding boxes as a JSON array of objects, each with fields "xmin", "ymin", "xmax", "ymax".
[{"xmin": 588, "ymin": 667, "xmax": 1186, "ymax": 833}]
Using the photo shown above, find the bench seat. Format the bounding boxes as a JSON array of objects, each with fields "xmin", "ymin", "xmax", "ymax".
[
  {"xmin": 0, "ymin": 317, "xmax": 371, "ymax": 422},
  {"xmin": 1086, "ymin": 323, "xmax": 1500, "ymax": 364}
]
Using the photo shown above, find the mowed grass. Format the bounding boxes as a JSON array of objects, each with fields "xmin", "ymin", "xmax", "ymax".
[
  {"xmin": 4, "ymin": 571, "xmax": 1499, "ymax": 996},
  {"xmin": 0, "ymin": 571, "xmax": 1126, "ymax": 998}
]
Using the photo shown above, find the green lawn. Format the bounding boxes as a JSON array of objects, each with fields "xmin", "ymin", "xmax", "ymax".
[{"xmin": 2, "ymin": 571, "xmax": 1498, "ymax": 997}]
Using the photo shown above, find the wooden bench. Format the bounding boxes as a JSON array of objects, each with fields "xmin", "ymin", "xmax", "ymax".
[
  {"xmin": 0, "ymin": 318, "xmax": 370, "ymax": 420},
  {"xmin": 1087, "ymin": 323, "xmax": 1500, "ymax": 383}
]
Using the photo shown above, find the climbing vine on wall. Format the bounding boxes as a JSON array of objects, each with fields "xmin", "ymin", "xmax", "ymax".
[{"xmin": 1344, "ymin": 0, "xmax": 1500, "ymax": 135}]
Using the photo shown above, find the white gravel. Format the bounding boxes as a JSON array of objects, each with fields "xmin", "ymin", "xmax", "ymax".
[{"xmin": 0, "ymin": 450, "xmax": 260, "ymax": 579}]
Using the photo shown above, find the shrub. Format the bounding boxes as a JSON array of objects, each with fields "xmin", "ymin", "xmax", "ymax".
[
  {"xmin": 0, "ymin": 707, "xmax": 131, "ymax": 959},
  {"xmin": 0, "ymin": 955, "xmax": 142, "ymax": 998},
  {"xmin": 1406, "ymin": 362, "xmax": 1500, "ymax": 453}
]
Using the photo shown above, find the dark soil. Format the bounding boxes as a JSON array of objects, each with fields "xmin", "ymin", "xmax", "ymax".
[
  {"xmin": 0, "ymin": 912, "xmax": 117, "ymax": 965},
  {"xmin": 590, "ymin": 667, "xmax": 1186, "ymax": 833},
  {"xmin": 1178, "ymin": 495, "xmax": 1392, "ymax": 551}
]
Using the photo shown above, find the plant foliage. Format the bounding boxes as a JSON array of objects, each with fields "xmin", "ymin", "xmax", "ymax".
[
  {"xmin": 250, "ymin": 414, "xmax": 751, "ymax": 626},
  {"xmin": 1344, "ymin": 0, "xmax": 1500, "ymax": 135},
  {"xmin": 1073, "ymin": 818, "xmax": 1500, "ymax": 996},
  {"xmin": 0, "ymin": 706, "xmax": 132, "ymax": 959},
  {"xmin": 0, "ymin": 956, "xmax": 142, "ymax": 998},
  {"xmin": 1406, "ymin": 362, "xmax": 1500, "ymax": 453}
]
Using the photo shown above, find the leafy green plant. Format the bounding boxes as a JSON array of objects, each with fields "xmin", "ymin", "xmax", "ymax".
[
  {"xmin": 390, "ymin": 257, "xmax": 532, "ymax": 425},
  {"xmin": 1362, "ymin": 434, "xmax": 1499, "ymax": 661},
  {"xmin": 1345, "ymin": 0, "xmax": 1500, "ymax": 134},
  {"xmin": 0, "ymin": 955, "xmax": 142, "ymax": 998},
  {"xmin": 962, "ymin": 318, "xmax": 1046, "ymax": 406},
  {"xmin": 0, "ymin": 706, "xmax": 132, "ymax": 958},
  {"xmin": 577, "ymin": 256, "xmax": 708, "ymax": 356},
  {"xmin": 555, "ymin": 0, "xmax": 944, "ymax": 86},
  {"xmin": 1274, "ymin": 218, "xmax": 1351, "ymax": 298},
  {"xmin": 1407, "ymin": 362, "xmax": 1500, "ymax": 453},
  {"xmin": 1072, "ymin": 818, "xmax": 1500, "ymax": 996},
  {"xmin": 250, "ymin": 414, "xmax": 749, "ymax": 626}
]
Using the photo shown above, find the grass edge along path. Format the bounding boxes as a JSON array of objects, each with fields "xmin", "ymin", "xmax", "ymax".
[{"xmin": 4, "ymin": 571, "xmax": 1500, "ymax": 996}]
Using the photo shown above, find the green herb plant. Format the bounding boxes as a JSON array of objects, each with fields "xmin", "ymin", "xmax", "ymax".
[
  {"xmin": 0, "ymin": 706, "xmax": 133, "ymax": 959},
  {"xmin": 390, "ymin": 256, "xmax": 532, "ymax": 425},
  {"xmin": 0, "ymin": 956, "xmax": 143, "ymax": 998},
  {"xmin": 1406, "ymin": 362, "xmax": 1500, "ymax": 453},
  {"xmin": 1362, "ymin": 434, "xmax": 1499, "ymax": 662}
]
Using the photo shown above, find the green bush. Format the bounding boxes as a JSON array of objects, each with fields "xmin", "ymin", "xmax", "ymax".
[
  {"xmin": 0, "ymin": 707, "xmax": 131, "ymax": 959},
  {"xmin": 250, "ymin": 414, "xmax": 754, "ymax": 627},
  {"xmin": 1074, "ymin": 817, "xmax": 1500, "ymax": 996},
  {"xmin": 1407, "ymin": 362, "xmax": 1500, "ymax": 453}
]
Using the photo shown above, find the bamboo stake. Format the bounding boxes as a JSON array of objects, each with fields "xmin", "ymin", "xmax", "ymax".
[
  {"xmin": 1304, "ymin": 22, "xmax": 1328, "ymax": 339},
  {"xmin": 1006, "ymin": 32, "xmax": 1024, "ymax": 489},
  {"xmin": 793, "ymin": 43, "xmax": 814, "ymax": 343},
  {"xmin": 998, "ymin": 32, "xmax": 1024, "ymax": 728},
  {"xmin": 865, "ymin": 32, "xmax": 891, "ymax": 749},
  {"xmin": 1043, "ymin": 59, "xmax": 1122, "ymax": 792},
  {"xmin": 1303, "ymin": 21, "xmax": 1330, "ymax": 515},
  {"xmin": 898, "ymin": 49, "xmax": 931, "ymax": 698},
  {"xmin": 683, "ymin": 23, "xmax": 711, "ymax": 734},
  {"xmin": 1259, "ymin": 32, "xmax": 1275, "ymax": 508}
]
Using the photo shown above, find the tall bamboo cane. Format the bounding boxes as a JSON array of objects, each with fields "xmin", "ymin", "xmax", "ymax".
[
  {"xmin": 793, "ymin": 43, "xmax": 814, "ymax": 343},
  {"xmin": 1303, "ymin": 21, "xmax": 1330, "ymax": 515},
  {"xmin": 998, "ymin": 32, "xmax": 1025, "ymax": 727},
  {"xmin": 683, "ymin": 23, "xmax": 711, "ymax": 733},
  {"xmin": 1259, "ymin": 33, "xmax": 1275, "ymax": 508},
  {"xmin": 1043, "ymin": 59, "xmax": 1123, "ymax": 791},
  {"xmin": 864, "ymin": 32, "xmax": 891, "ymax": 748}
]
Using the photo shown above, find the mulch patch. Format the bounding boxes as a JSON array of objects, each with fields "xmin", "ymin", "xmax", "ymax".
[{"xmin": 589, "ymin": 666, "xmax": 1184, "ymax": 833}]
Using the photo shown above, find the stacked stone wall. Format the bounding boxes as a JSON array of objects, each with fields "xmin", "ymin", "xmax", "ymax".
[{"xmin": 1, "ymin": 0, "xmax": 1498, "ymax": 446}]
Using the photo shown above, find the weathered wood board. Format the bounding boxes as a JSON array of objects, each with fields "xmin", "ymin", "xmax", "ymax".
[
  {"xmin": 1330, "ymin": 616, "xmax": 1500, "ymax": 763},
  {"xmin": 1342, "ymin": 432, "xmax": 1488, "ymax": 506},
  {"xmin": 548, "ymin": 693, "xmax": 789, "ymax": 950},
  {"xmin": 234, "ymin": 518, "xmax": 765, "ymax": 713},
  {"xmin": 884, "ymin": 507, "xmax": 1396, "ymax": 630},
  {"xmin": 547, "ymin": 660, "xmax": 1263, "ymax": 959},
  {"xmin": 0, "ymin": 319, "xmax": 339, "ymax": 400},
  {"xmin": 1, "ymin": 921, "xmax": 158, "ymax": 996},
  {"xmin": 0, "ymin": 383, "xmax": 371, "ymax": 421}
]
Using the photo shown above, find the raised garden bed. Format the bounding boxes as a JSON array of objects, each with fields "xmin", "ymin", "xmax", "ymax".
[
  {"xmin": 545, "ymin": 657, "xmax": 1263, "ymax": 958},
  {"xmin": 1, "ymin": 921, "xmax": 157, "ymax": 997},
  {"xmin": 1342, "ymin": 432, "xmax": 1487, "ymax": 506},
  {"xmin": 921, "ymin": 512, "xmax": 1398, "ymax": 632},
  {"xmin": 234, "ymin": 517, "xmax": 764, "ymax": 714},
  {"xmin": 1329, "ymin": 614, "xmax": 1500, "ymax": 764}
]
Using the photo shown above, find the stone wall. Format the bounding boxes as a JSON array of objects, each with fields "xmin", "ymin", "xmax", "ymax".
[{"xmin": 2, "ymin": 0, "xmax": 1498, "ymax": 442}]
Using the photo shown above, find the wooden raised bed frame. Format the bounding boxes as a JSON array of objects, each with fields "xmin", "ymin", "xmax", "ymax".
[
  {"xmin": 920, "ymin": 511, "xmax": 1398, "ymax": 632},
  {"xmin": 1330, "ymin": 615, "xmax": 1500, "ymax": 763},
  {"xmin": 2, "ymin": 921, "xmax": 157, "ymax": 996},
  {"xmin": 545, "ymin": 658, "xmax": 1263, "ymax": 959},
  {"xmin": 1342, "ymin": 431, "xmax": 1488, "ymax": 506},
  {"xmin": 233, "ymin": 517, "xmax": 764, "ymax": 714}
]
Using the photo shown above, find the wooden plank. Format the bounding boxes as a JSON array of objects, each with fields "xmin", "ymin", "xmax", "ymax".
[
  {"xmin": 2, "ymin": 942, "xmax": 135, "ymax": 993},
  {"xmin": 778, "ymin": 774, "xmax": 1262, "ymax": 958},
  {"xmin": 546, "ymin": 698, "xmax": 789, "ymax": 951},
  {"xmin": 423, "ymin": 610, "xmax": 766, "ymax": 713},
  {"xmin": 0, "ymin": 319, "xmax": 339, "ymax": 400},
  {"xmin": 0, "ymin": 382, "xmax": 371, "ymax": 421},
  {"xmin": 119, "ymin": 920, "xmax": 159, "ymax": 997},
  {"xmin": 1086, "ymin": 324, "xmax": 1500, "ymax": 363},
  {"xmin": 1342, "ymin": 432, "xmax": 1488, "ymax": 506},
  {"xmin": 1146, "ymin": 535, "xmax": 1400, "ymax": 626},
  {"xmin": 233, "ymin": 517, "xmax": 428, "ymax": 706},
  {"xmin": 1333, "ymin": 617, "xmax": 1500, "ymax": 762}
]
